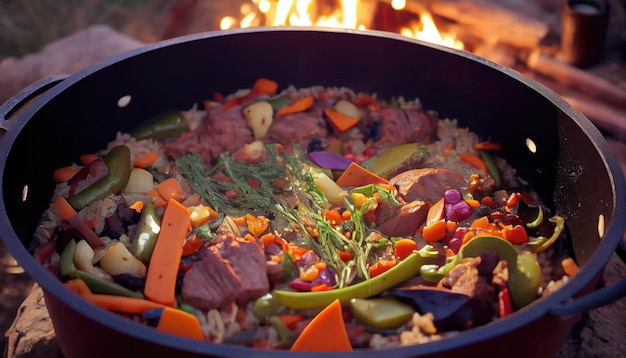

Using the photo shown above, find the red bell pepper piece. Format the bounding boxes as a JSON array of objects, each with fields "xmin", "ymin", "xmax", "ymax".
[{"xmin": 499, "ymin": 288, "xmax": 513, "ymax": 318}]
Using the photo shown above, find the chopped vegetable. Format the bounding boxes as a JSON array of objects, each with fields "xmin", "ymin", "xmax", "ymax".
[
  {"xmin": 478, "ymin": 150, "xmax": 501, "ymax": 188},
  {"xmin": 276, "ymin": 96, "xmax": 314, "ymax": 116},
  {"xmin": 349, "ymin": 297, "xmax": 414, "ymax": 329},
  {"xmin": 459, "ymin": 152, "xmax": 488, "ymax": 175},
  {"xmin": 125, "ymin": 168, "xmax": 155, "ymax": 193},
  {"xmin": 426, "ymin": 198, "xmax": 445, "ymax": 226},
  {"xmin": 67, "ymin": 145, "xmax": 132, "ymax": 211},
  {"xmin": 336, "ymin": 162, "xmax": 388, "ymax": 188},
  {"xmin": 100, "ymin": 242, "xmax": 147, "ymax": 278},
  {"xmin": 244, "ymin": 100, "xmax": 274, "ymax": 140},
  {"xmin": 361, "ymin": 142, "xmax": 426, "ymax": 179},
  {"xmin": 474, "ymin": 141, "xmax": 502, "ymax": 151},
  {"xmin": 53, "ymin": 166, "xmax": 81, "ymax": 183},
  {"xmin": 422, "ymin": 219, "xmax": 447, "ymax": 243},
  {"xmin": 274, "ymin": 252, "xmax": 423, "ymax": 309},
  {"xmin": 561, "ymin": 257, "xmax": 579, "ymax": 276},
  {"xmin": 156, "ymin": 306, "xmax": 205, "ymax": 340},
  {"xmin": 323, "ymin": 108, "xmax": 360, "ymax": 132},
  {"xmin": 50, "ymin": 196, "xmax": 78, "ymax": 222},
  {"xmin": 528, "ymin": 215, "xmax": 565, "ymax": 253},
  {"xmin": 334, "ymin": 99, "xmax": 360, "ymax": 119},
  {"xmin": 307, "ymin": 151, "xmax": 352, "ymax": 171},
  {"xmin": 131, "ymin": 202, "xmax": 161, "ymax": 264},
  {"xmin": 132, "ymin": 111, "xmax": 188, "ymax": 141},
  {"xmin": 133, "ymin": 152, "xmax": 159, "ymax": 169},
  {"xmin": 144, "ymin": 199, "xmax": 190, "ymax": 306},
  {"xmin": 156, "ymin": 177, "xmax": 186, "ymax": 202},
  {"xmin": 498, "ymin": 288, "xmax": 513, "ymax": 318},
  {"xmin": 290, "ymin": 299, "xmax": 352, "ymax": 352},
  {"xmin": 65, "ymin": 279, "xmax": 167, "ymax": 313}
]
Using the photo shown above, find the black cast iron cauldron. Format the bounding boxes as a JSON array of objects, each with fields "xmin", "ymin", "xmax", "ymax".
[{"xmin": 1, "ymin": 28, "xmax": 625, "ymax": 358}]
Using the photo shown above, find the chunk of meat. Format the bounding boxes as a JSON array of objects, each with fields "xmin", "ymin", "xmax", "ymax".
[
  {"xmin": 372, "ymin": 109, "xmax": 438, "ymax": 149},
  {"xmin": 182, "ymin": 233, "xmax": 269, "ymax": 310},
  {"xmin": 438, "ymin": 257, "xmax": 495, "ymax": 328},
  {"xmin": 164, "ymin": 105, "xmax": 253, "ymax": 165},
  {"xmin": 264, "ymin": 109, "xmax": 328, "ymax": 152},
  {"xmin": 375, "ymin": 200, "xmax": 430, "ymax": 237},
  {"xmin": 390, "ymin": 168, "xmax": 466, "ymax": 204}
]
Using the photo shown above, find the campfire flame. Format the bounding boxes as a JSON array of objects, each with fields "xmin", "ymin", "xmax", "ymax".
[{"xmin": 219, "ymin": 0, "xmax": 464, "ymax": 50}]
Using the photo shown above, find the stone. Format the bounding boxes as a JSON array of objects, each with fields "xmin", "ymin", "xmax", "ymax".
[
  {"xmin": 3, "ymin": 284, "xmax": 59, "ymax": 358},
  {"xmin": 0, "ymin": 24, "xmax": 144, "ymax": 104}
]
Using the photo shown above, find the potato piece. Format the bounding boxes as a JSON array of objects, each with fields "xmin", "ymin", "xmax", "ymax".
[
  {"xmin": 74, "ymin": 239, "xmax": 111, "ymax": 280},
  {"xmin": 335, "ymin": 99, "xmax": 361, "ymax": 119},
  {"xmin": 244, "ymin": 101, "xmax": 273, "ymax": 140},
  {"xmin": 125, "ymin": 168, "xmax": 155, "ymax": 193},
  {"xmin": 312, "ymin": 172, "xmax": 348, "ymax": 207},
  {"xmin": 100, "ymin": 242, "xmax": 147, "ymax": 278}
]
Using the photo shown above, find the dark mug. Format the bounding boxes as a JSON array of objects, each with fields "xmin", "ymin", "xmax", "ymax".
[{"xmin": 559, "ymin": 0, "xmax": 609, "ymax": 68}]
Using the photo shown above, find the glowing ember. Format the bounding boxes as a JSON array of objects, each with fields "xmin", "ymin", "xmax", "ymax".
[{"xmin": 219, "ymin": 0, "xmax": 464, "ymax": 50}]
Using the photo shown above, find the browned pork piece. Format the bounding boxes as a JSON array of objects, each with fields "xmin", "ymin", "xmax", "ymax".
[
  {"xmin": 182, "ymin": 233, "xmax": 269, "ymax": 311},
  {"xmin": 372, "ymin": 109, "xmax": 439, "ymax": 149},
  {"xmin": 391, "ymin": 168, "xmax": 467, "ymax": 204}
]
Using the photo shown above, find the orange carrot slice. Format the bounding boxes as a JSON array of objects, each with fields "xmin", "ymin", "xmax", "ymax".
[
  {"xmin": 368, "ymin": 259, "xmax": 397, "ymax": 278},
  {"xmin": 290, "ymin": 299, "xmax": 352, "ymax": 352},
  {"xmin": 80, "ymin": 153, "xmax": 99, "ymax": 165},
  {"xmin": 422, "ymin": 219, "xmax": 447, "ymax": 243},
  {"xmin": 144, "ymin": 199, "xmax": 190, "ymax": 306},
  {"xmin": 50, "ymin": 196, "xmax": 78, "ymax": 221},
  {"xmin": 336, "ymin": 162, "xmax": 388, "ymax": 188},
  {"xmin": 147, "ymin": 190, "xmax": 168, "ymax": 208},
  {"xmin": 561, "ymin": 257, "xmax": 579, "ymax": 276},
  {"xmin": 276, "ymin": 96, "xmax": 314, "ymax": 116},
  {"xmin": 277, "ymin": 314, "xmax": 305, "ymax": 329},
  {"xmin": 394, "ymin": 239, "xmax": 418, "ymax": 261},
  {"xmin": 156, "ymin": 306, "xmax": 205, "ymax": 340},
  {"xmin": 471, "ymin": 216, "xmax": 491, "ymax": 229},
  {"xmin": 323, "ymin": 108, "xmax": 360, "ymax": 132},
  {"xmin": 474, "ymin": 141, "xmax": 502, "ymax": 151},
  {"xmin": 460, "ymin": 152, "xmax": 488, "ymax": 174},
  {"xmin": 426, "ymin": 198, "xmax": 445, "ymax": 226},
  {"xmin": 156, "ymin": 178, "xmax": 186, "ymax": 202},
  {"xmin": 252, "ymin": 77, "xmax": 278, "ymax": 96},
  {"xmin": 133, "ymin": 152, "xmax": 159, "ymax": 168},
  {"xmin": 53, "ymin": 166, "xmax": 82, "ymax": 183}
]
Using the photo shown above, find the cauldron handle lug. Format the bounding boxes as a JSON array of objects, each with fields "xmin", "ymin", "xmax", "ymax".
[
  {"xmin": 548, "ymin": 278, "xmax": 626, "ymax": 319},
  {"xmin": 0, "ymin": 75, "xmax": 68, "ymax": 131}
]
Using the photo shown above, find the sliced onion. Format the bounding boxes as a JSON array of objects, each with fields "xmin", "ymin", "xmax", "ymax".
[
  {"xmin": 308, "ymin": 151, "xmax": 352, "ymax": 170},
  {"xmin": 289, "ymin": 278, "xmax": 313, "ymax": 292}
]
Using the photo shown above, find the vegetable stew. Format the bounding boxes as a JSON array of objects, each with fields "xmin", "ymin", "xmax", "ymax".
[{"xmin": 33, "ymin": 79, "xmax": 574, "ymax": 351}]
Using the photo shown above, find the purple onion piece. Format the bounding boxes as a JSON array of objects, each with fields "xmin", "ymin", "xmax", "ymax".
[
  {"xmin": 308, "ymin": 151, "xmax": 352, "ymax": 170},
  {"xmin": 443, "ymin": 189, "xmax": 462, "ymax": 204},
  {"xmin": 297, "ymin": 251, "xmax": 320, "ymax": 268},
  {"xmin": 289, "ymin": 278, "xmax": 313, "ymax": 292},
  {"xmin": 446, "ymin": 200, "xmax": 473, "ymax": 222},
  {"xmin": 312, "ymin": 269, "xmax": 336, "ymax": 287}
]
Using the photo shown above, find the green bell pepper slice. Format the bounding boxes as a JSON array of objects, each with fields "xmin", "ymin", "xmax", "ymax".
[
  {"xmin": 273, "ymin": 252, "xmax": 423, "ymax": 310},
  {"xmin": 67, "ymin": 145, "xmax": 132, "ymax": 211},
  {"xmin": 132, "ymin": 111, "xmax": 188, "ymax": 141},
  {"xmin": 527, "ymin": 215, "xmax": 565, "ymax": 253},
  {"xmin": 131, "ymin": 202, "xmax": 161, "ymax": 264}
]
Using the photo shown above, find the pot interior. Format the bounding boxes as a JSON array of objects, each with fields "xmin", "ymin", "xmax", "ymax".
[{"xmin": 0, "ymin": 28, "xmax": 624, "ymax": 356}]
